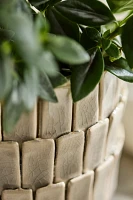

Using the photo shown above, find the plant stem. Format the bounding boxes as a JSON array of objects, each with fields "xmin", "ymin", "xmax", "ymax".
[
  {"xmin": 119, "ymin": 10, "xmax": 133, "ymax": 27},
  {"xmin": 107, "ymin": 27, "xmax": 122, "ymax": 40},
  {"xmin": 105, "ymin": 11, "xmax": 133, "ymax": 41}
]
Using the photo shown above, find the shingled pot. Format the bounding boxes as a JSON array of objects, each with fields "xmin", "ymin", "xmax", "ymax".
[{"xmin": 0, "ymin": 72, "xmax": 128, "ymax": 200}]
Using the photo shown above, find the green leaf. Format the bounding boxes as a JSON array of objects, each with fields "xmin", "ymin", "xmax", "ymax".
[
  {"xmin": 38, "ymin": 51, "xmax": 59, "ymax": 76},
  {"xmin": 0, "ymin": 11, "xmax": 59, "ymax": 76},
  {"xmin": 105, "ymin": 57, "xmax": 133, "ymax": 82},
  {"xmin": 35, "ymin": 13, "xmax": 50, "ymax": 35},
  {"xmin": 20, "ymin": 68, "xmax": 38, "ymax": 111},
  {"xmin": 0, "ymin": 28, "xmax": 14, "ymax": 42},
  {"xmin": 80, "ymin": 27, "xmax": 101, "ymax": 50},
  {"xmin": 45, "ymin": 7, "xmax": 80, "ymax": 41},
  {"xmin": 102, "ymin": 38, "xmax": 111, "ymax": 50},
  {"xmin": 105, "ymin": 42, "xmax": 121, "ymax": 59},
  {"xmin": 107, "ymin": 0, "xmax": 133, "ymax": 13},
  {"xmin": 28, "ymin": 0, "xmax": 49, "ymax": 7},
  {"xmin": 122, "ymin": 16, "xmax": 133, "ymax": 69},
  {"xmin": 0, "ymin": 12, "xmax": 39, "ymax": 65},
  {"xmin": 47, "ymin": 35, "xmax": 90, "ymax": 64},
  {"xmin": 3, "ymin": 82, "xmax": 25, "ymax": 132},
  {"xmin": 71, "ymin": 49, "xmax": 104, "ymax": 102},
  {"xmin": 0, "ymin": 51, "xmax": 12, "ymax": 100},
  {"xmin": 49, "ymin": 72, "xmax": 68, "ymax": 88},
  {"xmin": 55, "ymin": 0, "xmax": 115, "ymax": 26},
  {"xmin": 39, "ymin": 72, "xmax": 58, "ymax": 102},
  {"xmin": 16, "ymin": 0, "xmax": 32, "ymax": 19},
  {"xmin": 103, "ymin": 30, "xmax": 111, "ymax": 38},
  {"xmin": 29, "ymin": 0, "xmax": 61, "ymax": 10}
]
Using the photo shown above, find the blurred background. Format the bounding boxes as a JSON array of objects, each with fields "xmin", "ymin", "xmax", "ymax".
[{"xmin": 114, "ymin": 84, "xmax": 133, "ymax": 200}]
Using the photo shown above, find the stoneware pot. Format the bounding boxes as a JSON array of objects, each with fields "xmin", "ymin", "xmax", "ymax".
[{"xmin": 0, "ymin": 72, "xmax": 128, "ymax": 200}]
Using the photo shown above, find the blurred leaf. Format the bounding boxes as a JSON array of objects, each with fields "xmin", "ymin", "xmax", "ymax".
[
  {"xmin": 80, "ymin": 27, "xmax": 101, "ymax": 50},
  {"xmin": 35, "ymin": 13, "xmax": 50, "ymax": 35},
  {"xmin": 0, "ymin": 28, "xmax": 14, "ymax": 42},
  {"xmin": 0, "ymin": 11, "xmax": 59, "ymax": 76},
  {"xmin": 3, "ymin": 82, "xmax": 25, "ymax": 132},
  {"xmin": 105, "ymin": 57, "xmax": 133, "ymax": 82},
  {"xmin": 107, "ymin": 0, "xmax": 133, "ymax": 13},
  {"xmin": 49, "ymin": 72, "xmax": 67, "ymax": 88},
  {"xmin": 46, "ymin": 7, "xmax": 80, "ymax": 41},
  {"xmin": 0, "ymin": 51, "xmax": 12, "ymax": 100},
  {"xmin": 16, "ymin": 0, "xmax": 32, "ymax": 19},
  {"xmin": 55, "ymin": 0, "xmax": 115, "ymax": 26},
  {"xmin": 20, "ymin": 68, "xmax": 38, "ymax": 110},
  {"xmin": 39, "ymin": 72, "xmax": 58, "ymax": 102},
  {"xmin": 38, "ymin": 50, "xmax": 59, "ymax": 76},
  {"xmin": 0, "ymin": 12, "xmax": 39, "ymax": 65},
  {"xmin": 71, "ymin": 49, "xmax": 104, "ymax": 102},
  {"xmin": 47, "ymin": 35, "xmax": 90, "ymax": 64},
  {"xmin": 122, "ymin": 16, "xmax": 133, "ymax": 69}
]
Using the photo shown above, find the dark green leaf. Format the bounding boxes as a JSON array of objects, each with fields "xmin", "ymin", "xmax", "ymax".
[
  {"xmin": 71, "ymin": 49, "xmax": 104, "ymax": 102},
  {"xmin": 29, "ymin": 0, "xmax": 61, "ymax": 10},
  {"xmin": 107, "ymin": 0, "xmax": 133, "ymax": 13},
  {"xmin": 102, "ymin": 38, "xmax": 111, "ymax": 50},
  {"xmin": 80, "ymin": 27, "xmax": 101, "ymax": 50},
  {"xmin": 45, "ymin": 7, "xmax": 80, "ymax": 41},
  {"xmin": 49, "ymin": 72, "xmax": 67, "ymax": 88},
  {"xmin": 47, "ymin": 35, "xmax": 90, "ymax": 64},
  {"xmin": 105, "ymin": 42, "xmax": 121, "ymax": 60},
  {"xmin": 122, "ymin": 16, "xmax": 133, "ymax": 69},
  {"xmin": 55, "ymin": 0, "xmax": 115, "ymax": 26},
  {"xmin": 39, "ymin": 73, "xmax": 58, "ymax": 102},
  {"xmin": 28, "ymin": 0, "xmax": 49, "ymax": 7},
  {"xmin": 105, "ymin": 57, "xmax": 133, "ymax": 82},
  {"xmin": 102, "ymin": 30, "xmax": 110, "ymax": 38}
]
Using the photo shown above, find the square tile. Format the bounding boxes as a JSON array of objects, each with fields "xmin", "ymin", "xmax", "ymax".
[
  {"xmin": 110, "ymin": 124, "xmax": 125, "ymax": 196},
  {"xmin": 93, "ymin": 156, "xmax": 115, "ymax": 200},
  {"xmin": 35, "ymin": 182, "xmax": 65, "ymax": 200},
  {"xmin": 84, "ymin": 119, "xmax": 109, "ymax": 172},
  {"xmin": 67, "ymin": 171, "xmax": 94, "ymax": 200},
  {"xmin": 55, "ymin": 131, "xmax": 84, "ymax": 183},
  {"xmin": 99, "ymin": 72, "xmax": 120, "ymax": 120},
  {"xmin": 0, "ymin": 142, "xmax": 20, "ymax": 195},
  {"xmin": 2, "ymin": 189, "xmax": 33, "ymax": 200},
  {"xmin": 72, "ymin": 86, "xmax": 99, "ymax": 131},
  {"xmin": 22, "ymin": 139, "xmax": 55, "ymax": 191},
  {"xmin": 119, "ymin": 80, "xmax": 128, "ymax": 103},
  {"xmin": 3, "ymin": 105, "xmax": 37, "ymax": 145},
  {"xmin": 38, "ymin": 87, "xmax": 72, "ymax": 139},
  {"xmin": 106, "ymin": 102, "xmax": 125, "ymax": 157},
  {"xmin": 0, "ymin": 106, "xmax": 2, "ymax": 141}
]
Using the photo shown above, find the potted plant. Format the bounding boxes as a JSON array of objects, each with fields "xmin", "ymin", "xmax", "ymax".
[{"xmin": 0, "ymin": 0, "xmax": 133, "ymax": 199}]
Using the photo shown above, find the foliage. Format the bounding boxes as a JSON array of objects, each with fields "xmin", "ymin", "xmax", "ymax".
[{"xmin": 1, "ymin": 0, "xmax": 133, "ymax": 131}]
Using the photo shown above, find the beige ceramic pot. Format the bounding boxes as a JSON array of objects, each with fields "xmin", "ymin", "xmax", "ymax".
[{"xmin": 0, "ymin": 72, "xmax": 128, "ymax": 200}]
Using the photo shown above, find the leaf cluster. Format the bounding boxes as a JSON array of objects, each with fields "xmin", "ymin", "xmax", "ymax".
[{"xmin": 1, "ymin": 0, "xmax": 133, "ymax": 131}]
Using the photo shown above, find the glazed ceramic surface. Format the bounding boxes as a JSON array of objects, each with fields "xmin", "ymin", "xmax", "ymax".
[{"xmin": 0, "ymin": 72, "xmax": 128, "ymax": 200}]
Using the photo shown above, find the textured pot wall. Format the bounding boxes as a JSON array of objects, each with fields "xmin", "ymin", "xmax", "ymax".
[{"xmin": 0, "ymin": 72, "xmax": 127, "ymax": 200}]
